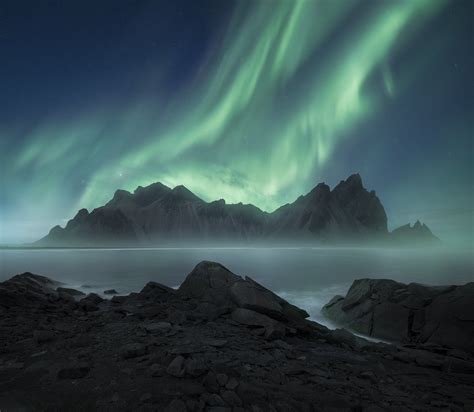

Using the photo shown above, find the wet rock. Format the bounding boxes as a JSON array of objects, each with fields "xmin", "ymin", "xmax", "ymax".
[{"xmin": 104, "ymin": 289, "xmax": 118, "ymax": 295}]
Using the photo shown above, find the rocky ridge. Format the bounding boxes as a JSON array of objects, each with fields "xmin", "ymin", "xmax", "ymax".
[
  {"xmin": 1, "ymin": 262, "xmax": 473, "ymax": 411},
  {"xmin": 37, "ymin": 174, "xmax": 436, "ymax": 246}
]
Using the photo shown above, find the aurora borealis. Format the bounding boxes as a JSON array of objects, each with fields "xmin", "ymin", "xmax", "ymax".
[{"xmin": 1, "ymin": 0, "xmax": 472, "ymax": 244}]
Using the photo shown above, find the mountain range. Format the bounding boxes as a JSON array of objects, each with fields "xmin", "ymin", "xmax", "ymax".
[{"xmin": 37, "ymin": 174, "xmax": 438, "ymax": 246}]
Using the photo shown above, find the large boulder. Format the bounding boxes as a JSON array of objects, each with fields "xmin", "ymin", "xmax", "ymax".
[
  {"xmin": 138, "ymin": 281, "xmax": 175, "ymax": 301},
  {"xmin": 230, "ymin": 277, "xmax": 309, "ymax": 321},
  {"xmin": 322, "ymin": 278, "xmax": 474, "ymax": 353},
  {"xmin": 178, "ymin": 261, "xmax": 241, "ymax": 307},
  {"xmin": 178, "ymin": 261, "xmax": 309, "ymax": 329},
  {"xmin": 0, "ymin": 272, "xmax": 61, "ymax": 308}
]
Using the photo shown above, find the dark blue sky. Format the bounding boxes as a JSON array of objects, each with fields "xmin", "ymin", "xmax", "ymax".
[{"xmin": 1, "ymin": 0, "xmax": 473, "ymax": 243}]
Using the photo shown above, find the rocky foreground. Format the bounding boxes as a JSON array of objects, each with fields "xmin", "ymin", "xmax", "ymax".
[{"xmin": 0, "ymin": 262, "xmax": 473, "ymax": 411}]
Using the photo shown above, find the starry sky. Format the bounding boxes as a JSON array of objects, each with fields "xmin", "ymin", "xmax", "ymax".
[{"xmin": 1, "ymin": 0, "xmax": 472, "ymax": 244}]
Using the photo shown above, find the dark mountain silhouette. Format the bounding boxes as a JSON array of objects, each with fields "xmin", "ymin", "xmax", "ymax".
[
  {"xmin": 37, "ymin": 174, "xmax": 437, "ymax": 246},
  {"xmin": 390, "ymin": 220, "xmax": 440, "ymax": 244}
]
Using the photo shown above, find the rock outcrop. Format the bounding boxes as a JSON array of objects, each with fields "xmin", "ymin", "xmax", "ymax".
[
  {"xmin": 37, "ymin": 174, "xmax": 398, "ymax": 246},
  {"xmin": 322, "ymin": 278, "xmax": 474, "ymax": 353},
  {"xmin": 1, "ymin": 261, "xmax": 473, "ymax": 411}
]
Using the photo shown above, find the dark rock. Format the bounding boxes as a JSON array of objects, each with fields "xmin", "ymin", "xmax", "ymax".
[
  {"xmin": 139, "ymin": 393, "xmax": 152, "ymax": 403},
  {"xmin": 203, "ymin": 371, "xmax": 220, "ymax": 393},
  {"xmin": 143, "ymin": 322, "xmax": 172, "ymax": 334},
  {"xmin": 231, "ymin": 308, "xmax": 275, "ymax": 328},
  {"xmin": 225, "ymin": 378, "xmax": 239, "ymax": 390},
  {"xmin": 230, "ymin": 277, "xmax": 309, "ymax": 322},
  {"xmin": 180, "ymin": 261, "xmax": 308, "ymax": 332},
  {"xmin": 178, "ymin": 261, "xmax": 241, "ymax": 306},
  {"xmin": 0, "ymin": 272, "xmax": 60, "ymax": 308},
  {"xmin": 185, "ymin": 357, "xmax": 207, "ymax": 377},
  {"xmin": 80, "ymin": 293, "xmax": 104, "ymax": 312},
  {"xmin": 264, "ymin": 322, "xmax": 286, "ymax": 340},
  {"xmin": 202, "ymin": 338, "xmax": 228, "ymax": 347},
  {"xmin": 33, "ymin": 330, "xmax": 55, "ymax": 344},
  {"xmin": 167, "ymin": 399, "xmax": 187, "ymax": 412},
  {"xmin": 167, "ymin": 356, "xmax": 186, "ymax": 377},
  {"xmin": 104, "ymin": 289, "xmax": 118, "ymax": 295},
  {"xmin": 139, "ymin": 281, "xmax": 175, "ymax": 300},
  {"xmin": 120, "ymin": 343, "xmax": 147, "ymax": 359},
  {"xmin": 216, "ymin": 373, "xmax": 228, "ymax": 386},
  {"xmin": 322, "ymin": 279, "xmax": 474, "ymax": 353},
  {"xmin": 167, "ymin": 309, "xmax": 187, "ymax": 325},
  {"xmin": 57, "ymin": 287, "xmax": 85, "ymax": 296},
  {"xmin": 57, "ymin": 363, "xmax": 90, "ymax": 379},
  {"xmin": 221, "ymin": 390, "xmax": 242, "ymax": 406},
  {"xmin": 149, "ymin": 363, "xmax": 165, "ymax": 377},
  {"xmin": 204, "ymin": 393, "xmax": 225, "ymax": 406}
]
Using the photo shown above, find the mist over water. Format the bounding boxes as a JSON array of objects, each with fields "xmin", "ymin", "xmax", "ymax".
[{"xmin": 1, "ymin": 247, "xmax": 472, "ymax": 328}]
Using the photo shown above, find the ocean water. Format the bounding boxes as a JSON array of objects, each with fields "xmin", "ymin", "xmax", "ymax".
[{"xmin": 1, "ymin": 247, "xmax": 472, "ymax": 329}]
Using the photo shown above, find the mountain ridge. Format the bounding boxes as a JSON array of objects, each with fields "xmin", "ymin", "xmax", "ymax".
[{"xmin": 38, "ymin": 174, "xmax": 438, "ymax": 246}]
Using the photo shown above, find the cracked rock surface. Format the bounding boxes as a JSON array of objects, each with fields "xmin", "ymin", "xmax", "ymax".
[{"xmin": 322, "ymin": 278, "xmax": 474, "ymax": 353}]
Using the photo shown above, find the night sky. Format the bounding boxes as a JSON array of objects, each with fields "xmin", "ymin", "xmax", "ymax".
[{"xmin": 1, "ymin": 0, "xmax": 472, "ymax": 244}]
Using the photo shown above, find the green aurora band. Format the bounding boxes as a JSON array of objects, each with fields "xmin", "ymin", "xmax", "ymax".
[{"xmin": 3, "ymin": 0, "xmax": 452, "ymax": 241}]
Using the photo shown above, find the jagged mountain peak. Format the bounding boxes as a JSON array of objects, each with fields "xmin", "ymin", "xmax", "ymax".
[
  {"xmin": 134, "ymin": 181, "xmax": 170, "ymax": 193},
  {"xmin": 171, "ymin": 185, "xmax": 203, "ymax": 202},
  {"xmin": 333, "ymin": 173, "xmax": 364, "ymax": 194},
  {"xmin": 37, "ymin": 174, "xmax": 437, "ymax": 246}
]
